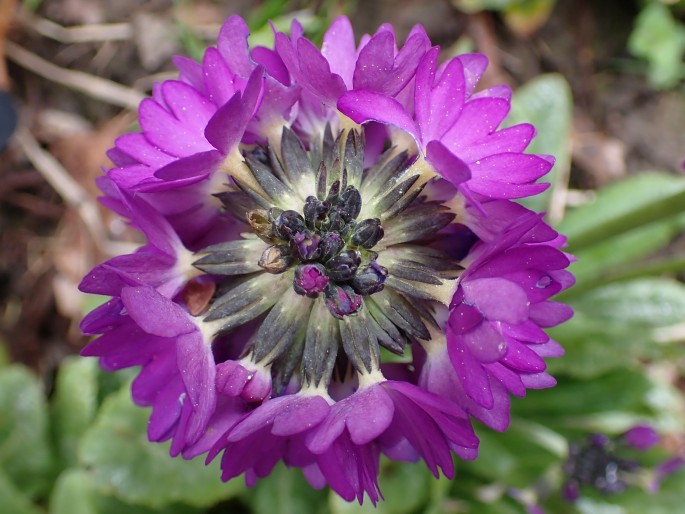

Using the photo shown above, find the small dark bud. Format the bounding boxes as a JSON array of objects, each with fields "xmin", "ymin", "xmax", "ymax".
[
  {"xmin": 350, "ymin": 218, "xmax": 384, "ymax": 248},
  {"xmin": 326, "ymin": 209, "xmax": 347, "ymax": 233},
  {"xmin": 350, "ymin": 261, "xmax": 388, "ymax": 295},
  {"xmin": 303, "ymin": 196, "xmax": 330, "ymax": 229},
  {"xmin": 290, "ymin": 230, "xmax": 321, "ymax": 261},
  {"xmin": 326, "ymin": 250, "xmax": 361, "ymax": 281},
  {"xmin": 325, "ymin": 180, "xmax": 341, "ymax": 204},
  {"xmin": 338, "ymin": 186, "xmax": 362, "ymax": 221},
  {"xmin": 324, "ymin": 284, "xmax": 362, "ymax": 319},
  {"xmin": 293, "ymin": 263, "xmax": 329, "ymax": 298},
  {"xmin": 258, "ymin": 245, "xmax": 293, "ymax": 273},
  {"xmin": 273, "ymin": 210, "xmax": 306, "ymax": 240},
  {"xmin": 319, "ymin": 232, "xmax": 344, "ymax": 262}
]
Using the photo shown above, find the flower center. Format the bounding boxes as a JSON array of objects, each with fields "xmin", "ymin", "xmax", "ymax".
[
  {"xmin": 247, "ymin": 179, "xmax": 388, "ymax": 318},
  {"xmin": 192, "ymin": 127, "xmax": 463, "ymax": 394}
]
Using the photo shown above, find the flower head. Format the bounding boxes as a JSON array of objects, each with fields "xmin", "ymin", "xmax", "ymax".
[
  {"xmin": 80, "ymin": 14, "xmax": 574, "ymax": 503},
  {"xmin": 562, "ymin": 426, "xmax": 684, "ymax": 502}
]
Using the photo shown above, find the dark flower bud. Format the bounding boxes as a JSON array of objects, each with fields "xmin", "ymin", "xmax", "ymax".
[
  {"xmin": 325, "ymin": 179, "xmax": 341, "ymax": 204},
  {"xmin": 350, "ymin": 261, "xmax": 388, "ymax": 295},
  {"xmin": 324, "ymin": 284, "xmax": 362, "ymax": 319},
  {"xmin": 293, "ymin": 263, "xmax": 329, "ymax": 298},
  {"xmin": 247, "ymin": 209, "xmax": 274, "ymax": 241},
  {"xmin": 258, "ymin": 245, "xmax": 293, "ymax": 273},
  {"xmin": 319, "ymin": 232, "xmax": 344, "ymax": 262},
  {"xmin": 338, "ymin": 186, "xmax": 362, "ymax": 221},
  {"xmin": 326, "ymin": 250, "xmax": 361, "ymax": 281},
  {"xmin": 290, "ymin": 230, "xmax": 321, "ymax": 261},
  {"xmin": 273, "ymin": 210, "xmax": 306, "ymax": 240},
  {"xmin": 350, "ymin": 218, "xmax": 384, "ymax": 248},
  {"xmin": 326, "ymin": 209, "xmax": 347, "ymax": 233},
  {"xmin": 303, "ymin": 196, "xmax": 330, "ymax": 229}
]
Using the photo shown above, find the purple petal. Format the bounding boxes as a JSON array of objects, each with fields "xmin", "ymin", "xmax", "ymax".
[
  {"xmin": 443, "ymin": 98, "xmax": 510, "ymax": 154},
  {"xmin": 204, "ymin": 66, "xmax": 264, "ymax": 154},
  {"xmin": 529, "ymin": 301, "xmax": 574, "ymax": 327},
  {"xmin": 344, "ymin": 386, "xmax": 394, "ymax": 445},
  {"xmin": 457, "ymin": 53, "xmax": 488, "ymax": 97},
  {"xmin": 425, "ymin": 140, "xmax": 471, "ymax": 186},
  {"xmin": 202, "ymin": 47, "xmax": 237, "ymax": 106},
  {"xmin": 176, "ymin": 330, "xmax": 216, "ymax": 443},
  {"xmin": 138, "ymin": 98, "xmax": 214, "ymax": 157},
  {"xmin": 622, "ymin": 425, "xmax": 659, "ymax": 451},
  {"xmin": 114, "ymin": 133, "xmax": 174, "ymax": 168},
  {"xmin": 148, "ymin": 379, "xmax": 184, "ymax": 441},
  {"xmin": 322, "ymin": 16, "xmax": 356, "ymax": 89},
  {"xmin": 457, "ymin": 123, "xmax": 536, "ymax": 163},
  {"xmin": 121, "ymin": 286, "xmax": 195, "ymax": 337},
  {"xmin": 172, "ymin": 55, "xmax": 206, "ymax": 93},
  {"xmin": 417, "ymin": 53, "xmax": 466, "ymax": 143},
  {"xmin": 338, "ymin": 90, "xmax": 419, "ymax": 141},
  {"xmin": 272, "ymin": 396, "xmax": 331, "ymax": 436},
  {"xmin": 501, "ymin": 340, "xmax": 547, "ymax": 373},
  {"xmin": 162, "ymin": 80, "xmax": 216, "ymax": 134},
  {"xmin": 447, "ymin": 330, "xmax": 494, "ymax": 408},
  {"xmin": 485, "ymin": 361, "xmax": 526, "ymax": 397},
  {"xmin": 295, "ymin": 37, "xmax": 347, "ymax": 105},
  {"xmin": 520, "ymin": 372, "xmax": 556, "ymax": 389},
  {"xmin": 217, "ymin": 15, "xmax": 253, "ymax": 77},
  {"xmin": 468, "ymin": 153, "xmax": 554, "ymax": 184},
  {"xmin": 153, "ymin": 150, "xmax": 223, "ymax": 185},
  {"xmin": 462, "ymin": 277, "xmax": 530, "ymax": 324},
  {"xmin": 463, "ymin": 321, "xmax": 508, "ymax": 363},
  {"xmin": 251, "ymin": 47, "xmax": 290, "ymax": 85}
]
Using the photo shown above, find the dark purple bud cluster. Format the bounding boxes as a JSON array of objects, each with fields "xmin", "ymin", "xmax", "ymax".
[
  {"xmin": 251, "ymin": 182, "xmax": 388, "ymax": 318},
  {"xmin": 562, "ymin": 433, "xmax": 640, "ymax": 502}
]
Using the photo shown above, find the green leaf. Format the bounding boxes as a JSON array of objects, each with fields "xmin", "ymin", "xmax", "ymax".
[
  {"xmin": 245, "ymin": 463, "xmax": 326, "ymax": 514},
  {"xmin": 0, "ymin": 468, "xmax": 43, "ymax": 514},
  {"xmin": 49, "ymin": 468, "xmax": 204, "ymax": 514},
  {"xmin": 328, "ymin": 461, "xmax": 432, "ymax": 514},
  {"xmin": 512, "ymin": 370, "xmax": 653, "ymax": 420},
  {"xmin": 558, "ymin": 172, "xmax": 685, "ymax": 252},
  {"xmin": 451, "ymin": 0, "xmax": 520, "ymax": 13},
  {"xmin": 548, "ymin": 278, "xmax": 685, "ymax": 378},
  {"xmin": 0, "ymin": 366, "xmax": 54, "ymax": 497},
  {"xmin": 460, "ymin": 424, "xmax": 560, "ymax": 488},
  {"xmin": 50, "ymin": 469, "xmax": 98, "ymax": 514},
  {"xmin": 78, "ymin": 385, "xmax": 243, "ymax": 508},
  {"xmin": 508, "ymin": 73, "xmax": 572, "ymax": 215},
  {"xmin": 51, "ymin": 357, "xmax": 99, "ymax": 467},
  {"xmin": 571, "ymin": 278, "xmax": 685, "ymax": 328},
  {"xmin": 565, "ymin": 218, "xmax": 685, "ymax": 296},
  {"xmin": 628, "ymin": 2, "xmax": 685, "ymax": 89}
]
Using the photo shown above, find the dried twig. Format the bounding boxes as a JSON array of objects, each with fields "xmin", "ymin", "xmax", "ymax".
[
  {"xmin": 16, "ymin": 8, "xmax": 133, "ymax": 43},
  {"xmin": 14, "ymin": 126, "xmax": 106, "ymax": 253},
  {"xmin": 5, "ymin": 41, "xmax": 146, "ymax": 109},
  {"xmin": 0, "ymin": 0, "xmax": 18, "ymax": 89}
]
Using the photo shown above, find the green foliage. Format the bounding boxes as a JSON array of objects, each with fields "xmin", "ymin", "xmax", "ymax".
[
  {"xmin": 51, "ymin": 357, "xmax": 99, "ymax": 467},
  {"xmin": 629, "ymin": 2, "xmax": 685, "ymax": 89},
  {"xmin": 0, "ymin": 366, "xmax": 55, "ymax": 499},
  {"xmin": 78, "ymin": 386, "xmax": 244, "ymax": 509}
]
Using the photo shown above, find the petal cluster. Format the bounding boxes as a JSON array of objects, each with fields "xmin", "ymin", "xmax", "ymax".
[{"xmin": 80, "ymin": 14, "xmax": 574, "ymax": 504}]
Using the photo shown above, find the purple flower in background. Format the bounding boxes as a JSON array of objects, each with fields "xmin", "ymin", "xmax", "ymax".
[
  {"xmin": 80, "ymin": 14, "xmax": 574, "ymax": 504},
  {"xmin": 562, "ymin": 427, "xmax": 685, "ymax": 502}
]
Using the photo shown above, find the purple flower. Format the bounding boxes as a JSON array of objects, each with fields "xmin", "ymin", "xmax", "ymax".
[
  {"xmin": 80, "ymin": 14, "xmax": 573, "ymax": 503},
  {"xmin": 563, "ymin": 427, "xmax": 685, "ymax": 501}
]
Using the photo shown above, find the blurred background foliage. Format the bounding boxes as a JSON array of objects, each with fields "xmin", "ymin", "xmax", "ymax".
[{"xmin": 1, "ymin": 0, "xmax": 685, "ymax": 513}]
